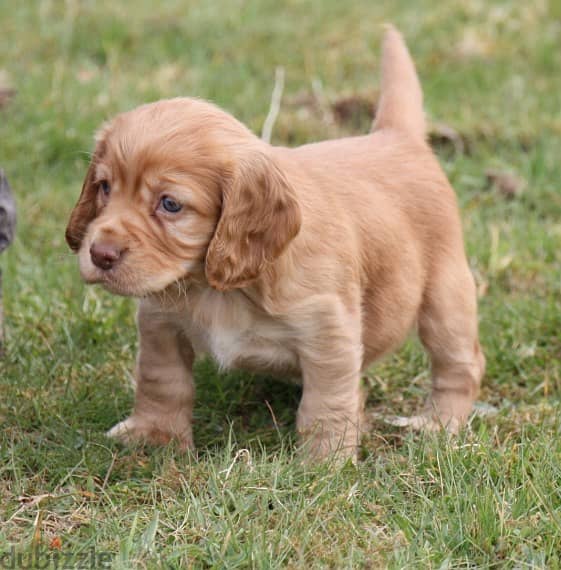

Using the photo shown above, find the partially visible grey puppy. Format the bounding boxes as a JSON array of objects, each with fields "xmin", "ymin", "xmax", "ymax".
[{"xmin": 0, "ymin": 169, "xmax": 16, "ymax": 252}]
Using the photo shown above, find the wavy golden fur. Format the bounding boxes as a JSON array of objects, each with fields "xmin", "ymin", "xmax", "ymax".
[{"xmin": 67, "ymin": 26, "xmax": 484, "ymax": 459}]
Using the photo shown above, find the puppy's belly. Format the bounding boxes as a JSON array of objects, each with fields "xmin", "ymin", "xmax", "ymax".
[{"xmin": 189, "ymin": 326, "xmax": 301, "ymax": 378}]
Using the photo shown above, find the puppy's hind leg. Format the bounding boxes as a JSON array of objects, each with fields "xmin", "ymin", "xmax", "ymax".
[{"xmin": 397, "ymin": 263, "xmax": 485, "ymax": 433}]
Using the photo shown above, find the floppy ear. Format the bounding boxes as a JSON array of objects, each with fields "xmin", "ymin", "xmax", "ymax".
[
  {"xmin": 65, "ymin": 142, "xmax": 105, "ymax": 252},
  {"xmin": 205, "ymin": 152, "xmax": 301, "ymax": 291}
]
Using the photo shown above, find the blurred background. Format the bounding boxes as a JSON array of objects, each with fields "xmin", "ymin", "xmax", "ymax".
[{"xmin": 1, "ymin": 0, "xmax": 560, "ymax": 565}]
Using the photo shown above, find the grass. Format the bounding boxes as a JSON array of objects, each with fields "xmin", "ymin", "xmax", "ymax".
[{"xmin": 1, "ymin": 0, "xmax": 561, "ymax": 567}]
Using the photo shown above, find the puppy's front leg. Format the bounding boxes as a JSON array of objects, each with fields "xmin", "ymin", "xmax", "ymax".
[
  {"xmin": 295, "ymin": 299, "xmax": 363, "ymax": 461},
  {"xmin": 107, "ymin": 302, "xmax": 195, "ymax": 450}
]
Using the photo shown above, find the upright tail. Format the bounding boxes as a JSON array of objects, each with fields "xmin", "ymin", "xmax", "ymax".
[{"xmin": 372, "ymin": 25, "xmax": 425, "ymax": 140}]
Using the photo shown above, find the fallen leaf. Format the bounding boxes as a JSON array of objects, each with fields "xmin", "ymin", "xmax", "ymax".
[
  {"xmin": 331, "ymin": 94, "xmax": 376, "ymax": 129},
  {"xmin": 429, "ymin": 122, "xmax": 466, "ymax": 155},
  {"xmin": 486, "ymin": 169, "xmax": 525, "ymax": 199}
]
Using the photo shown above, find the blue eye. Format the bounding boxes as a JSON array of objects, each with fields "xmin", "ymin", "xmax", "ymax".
[
  {"xmin": 99, "ymin": 180, "xmax": 110, "ymax": 195},
  {"xmin": 160, "ymin": 196, "xmax": 182, "ymax": 213}
]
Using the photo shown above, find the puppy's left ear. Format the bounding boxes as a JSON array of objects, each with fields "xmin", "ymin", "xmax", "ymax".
[
  {"xmin": 65, "ymin": 139, "xmax": 106, "ymax": 252},
  {"xmin": 205, "ymin": 151, "xmax": 301, "ymax": 290}
]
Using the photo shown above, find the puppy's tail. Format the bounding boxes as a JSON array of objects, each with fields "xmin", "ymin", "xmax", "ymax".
[{"xmin": 372, "ymin": 25, "xmax": 425, "ymax": 141}]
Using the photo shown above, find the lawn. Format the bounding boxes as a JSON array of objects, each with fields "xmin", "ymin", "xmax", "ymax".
[{"xmin": 1, "ymin": 0, "xmax": 561, "ymax": 567}]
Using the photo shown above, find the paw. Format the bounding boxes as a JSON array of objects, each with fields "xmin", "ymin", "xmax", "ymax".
[
  {"xmin": 297, "ymin": 422, "xmax": 359, "ymax": 464},
  {"xmin": 299, "ymin": 436, "xmax": 358, "ymax": 464},
  {"xmin": 385, "ymin": 413, "xmax": 461, "ymax": 434},
  {"xmin": 107, "ymin": 415, "xmax": 194, "ymax": 450}
]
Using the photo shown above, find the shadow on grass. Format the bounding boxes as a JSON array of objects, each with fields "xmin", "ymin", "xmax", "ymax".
[{"xmin": 193, "ymin": 358, "xmax": 301, "ymax": 451}]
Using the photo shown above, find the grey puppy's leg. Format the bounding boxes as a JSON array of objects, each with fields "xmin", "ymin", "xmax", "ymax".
[{"xmin": 0, "ymin": 169, "xmax": 16, "ymax": 356}]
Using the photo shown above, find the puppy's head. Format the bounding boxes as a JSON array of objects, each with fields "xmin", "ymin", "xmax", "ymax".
[{"xmin": 66, "ymin": 98, "xmax": 301, "ymax": 296}]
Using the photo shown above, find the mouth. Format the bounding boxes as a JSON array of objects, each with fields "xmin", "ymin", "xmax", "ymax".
[
  {"xmin": 77, "ymin": 245, "xmax": 196, "ymax": 298},
  {"xmin": 79, "ymin": 259, "xmax": 140, "ymax": 296},
  {"xmin": 79, "ymin": 260, "xmax": 190, "ymax": 298},
  {"xmin": 82, "ymin": 269, "xmax": 131, "ymax": 295}
]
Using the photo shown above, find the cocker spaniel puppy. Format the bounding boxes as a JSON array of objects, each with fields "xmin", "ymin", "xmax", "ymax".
[{"xmin": 66, "ymin": 26, "xmax": 484, "ymax": 459}]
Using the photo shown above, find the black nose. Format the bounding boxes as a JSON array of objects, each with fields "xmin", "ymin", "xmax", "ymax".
[{"xmin": 90, "ymin": 241, "xmax": 122, "ymax": 270}]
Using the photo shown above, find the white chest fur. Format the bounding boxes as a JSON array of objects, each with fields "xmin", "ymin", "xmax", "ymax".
[{"xmin": 180, "ymin": 287, "xmax": 299, "ymax": 376}]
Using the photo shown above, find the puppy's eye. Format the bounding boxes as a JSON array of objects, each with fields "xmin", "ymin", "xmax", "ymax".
[
  {"xmin": 160, "ymin": 195, "xmax": 182, "ymax": 213},
  {"xmin": 99, "ymin": 180, "xmax": 111, "ymax": 196}
]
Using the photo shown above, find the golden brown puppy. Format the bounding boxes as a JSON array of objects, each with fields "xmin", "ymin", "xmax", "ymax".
[{"xmin": 66, "ymin": 26, "xmax": 484, "ymax": 459}]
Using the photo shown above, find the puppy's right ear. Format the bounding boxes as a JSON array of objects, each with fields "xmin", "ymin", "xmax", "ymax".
[{"xmin": 65, "ymin": 140, "xmax": 105, "ymax": 252}]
